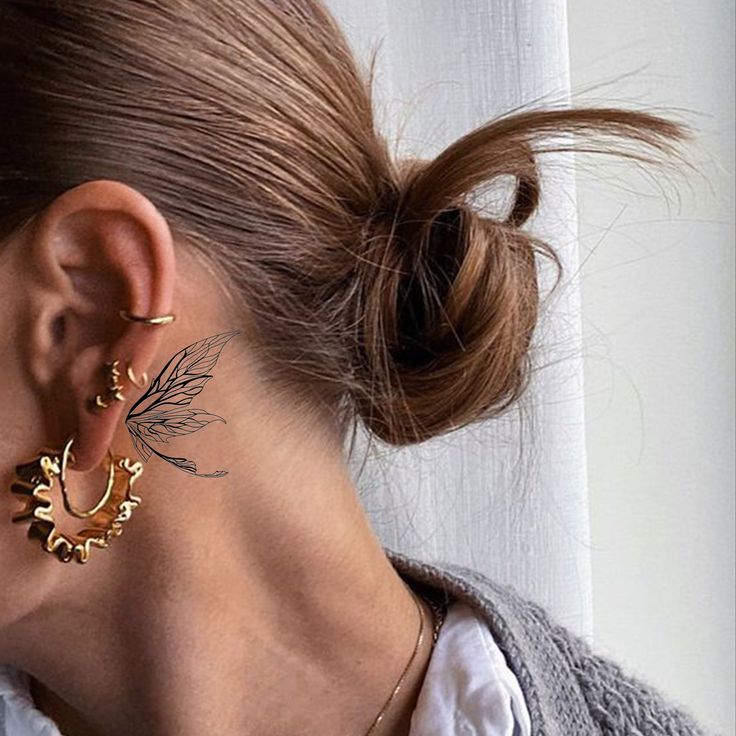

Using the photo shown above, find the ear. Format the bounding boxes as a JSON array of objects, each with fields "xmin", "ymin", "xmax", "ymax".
[{"xmin": 24, "ymin": 179, "xmax": 177, "ymax": 472}]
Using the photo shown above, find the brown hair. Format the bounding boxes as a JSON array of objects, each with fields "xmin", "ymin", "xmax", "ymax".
[{"xmin": 0, "ymin": 1, "xmax": 694, "ymax": 447}]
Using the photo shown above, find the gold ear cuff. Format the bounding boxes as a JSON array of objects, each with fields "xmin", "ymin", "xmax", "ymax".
[{"xmin": 119, "ymin": 309, "xmax": 176, "ymax": 325}]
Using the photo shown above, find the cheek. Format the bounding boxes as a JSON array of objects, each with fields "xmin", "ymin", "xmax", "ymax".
[
  {"xmin": 0, "ymin": 364, "xmax": 55, "ymax": 631},
  {"xmin": 0, "ymin": 502, "xmax": 51, "ymax": 638},
  {"xmin": 0, "ymin": 462, "xmax": 44, "ymax": 622},
  {"xmin": 0, "ymin": 346, "xmax": 49, "ymax": 465}
]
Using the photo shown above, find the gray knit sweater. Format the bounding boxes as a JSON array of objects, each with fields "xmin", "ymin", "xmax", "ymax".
[{"xmin": 384, "ymin": 546, "xmax": 718, "ymax": 736}]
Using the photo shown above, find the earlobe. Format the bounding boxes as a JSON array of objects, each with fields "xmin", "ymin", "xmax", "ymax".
[{"xmin": 22, "ymin": 179, "xmax": 177, "ymax": 473}]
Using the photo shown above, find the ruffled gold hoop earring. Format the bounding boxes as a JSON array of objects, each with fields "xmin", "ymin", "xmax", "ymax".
[{"xmin": 10, "ymin": 435, "xmax": 143, "ymax": 564}]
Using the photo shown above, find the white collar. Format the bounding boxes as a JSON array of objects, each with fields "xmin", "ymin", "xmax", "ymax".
[{"xmin": 409, "ymin": 599, "xmax": 532, "ymax": 735}]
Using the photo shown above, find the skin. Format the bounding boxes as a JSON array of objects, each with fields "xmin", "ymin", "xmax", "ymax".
[{"xmin": 0, "ymin": 180, "xmax": 437, "ymax": 736}]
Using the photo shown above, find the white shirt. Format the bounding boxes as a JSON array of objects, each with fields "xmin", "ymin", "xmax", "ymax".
[
  {"xmin": 409, "ymin": 600, "xmax": 532, "ymax": 735},
  {"xmin": 0, "ymin": 600, "xmax": 531, "ymax": 735}
]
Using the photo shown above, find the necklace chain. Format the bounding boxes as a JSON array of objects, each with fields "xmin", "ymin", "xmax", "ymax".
[{"xmin": 363, "ymin": 584, "xmax": 448, "ymax": 736}]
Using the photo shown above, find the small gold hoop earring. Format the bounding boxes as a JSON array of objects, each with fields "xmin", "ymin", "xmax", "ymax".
[
  {"xmin": 89, "ymin": 359, "xmax": 126, "ymax": 411},
  {"xmin": 119, "ymin": 309, "xmax": 176, "ymax": 326},
  {"xmin": 59, "ymin": 436, "xmax": 115, "ymax": 518},
  {"xmin": 125, "ymin": 362, "xmax": 148, "ymax": 389},
  {"xmin": 10, "ymin": 434, "xmax": 143, "ymax": 564}
]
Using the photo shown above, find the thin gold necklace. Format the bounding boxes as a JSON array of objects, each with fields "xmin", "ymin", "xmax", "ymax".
[{"xmin": 363, "ymin": 583, "xmax": 445, "ymax": 736}]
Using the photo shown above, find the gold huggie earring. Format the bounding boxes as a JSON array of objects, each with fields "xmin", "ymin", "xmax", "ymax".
[
  {"xmin": 89, "ymin": 359, "xmax": 126, "ymax": 410},
  {"xmin": 119, "ymin": 309, "xmax": 176, "ymax": 326},
  {"xmin": 10, "ymin": 434, "xmax": 143, "ymax": 564},
  {"xmin": 125, "ymin": 363, "xmax": 148, "ymax": 388}
]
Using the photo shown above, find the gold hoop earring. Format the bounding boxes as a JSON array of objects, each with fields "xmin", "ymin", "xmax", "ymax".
[
  {"xmin": 10, "ymin": 435, "xmax": 143, "ymax": 564},
  {"xmin": 119, "ymin": 309, "xmax": 176, "ymax": 326},
  {"xmin": 58, "ymin": 436, "xmax": 115, "ymax": 519},
  {"xmin": 89, "ymin": 359, "xmax": 126, "ymax": 410}
]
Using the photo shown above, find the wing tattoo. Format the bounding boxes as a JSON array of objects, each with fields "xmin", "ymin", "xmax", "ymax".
[{"xmin": 125, "ymin": 330, "xmax": 241, "ymax": 478}]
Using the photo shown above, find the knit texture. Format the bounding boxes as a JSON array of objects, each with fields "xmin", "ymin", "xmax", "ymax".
[{"xmin": 385, "ymin": 546, "xmax": 718, "ymax": 736}]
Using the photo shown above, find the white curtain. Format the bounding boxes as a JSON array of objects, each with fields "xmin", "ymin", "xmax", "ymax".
[{"xmin": 328, "ymin": 0, "xmax": 593, "ymax": 640}]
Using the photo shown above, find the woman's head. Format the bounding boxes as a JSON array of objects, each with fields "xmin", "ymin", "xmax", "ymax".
[{"xmin": 0, "ymin": 0, "xmax": 692, "ymax": 451}]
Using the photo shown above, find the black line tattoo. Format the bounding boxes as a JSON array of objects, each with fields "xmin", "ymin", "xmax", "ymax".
[{"xmin": 125, "ymin": 330, "xmax": 241, "ymax": 478}]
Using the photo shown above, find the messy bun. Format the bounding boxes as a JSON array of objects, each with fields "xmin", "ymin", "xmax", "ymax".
[
  {"xmin": 350, "ymin": 149, "xmax": 541, "ymax": 445},
  {"xmin": 0, "ymin": 1, "xmax": 694, "ymax": 446},
  {"xmin": 348, "ymin": 108, "xmax": 691, "ymax": 444}
]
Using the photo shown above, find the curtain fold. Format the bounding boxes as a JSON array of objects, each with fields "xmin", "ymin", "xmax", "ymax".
[{"xmin": 327, "ymin": 0, "xmax": 592, "ymax": 639}]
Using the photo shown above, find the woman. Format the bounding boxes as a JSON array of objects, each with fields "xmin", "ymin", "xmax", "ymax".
[{"xmin": 0, "ymin": 1, "xmax": 711, "ymax": 735}]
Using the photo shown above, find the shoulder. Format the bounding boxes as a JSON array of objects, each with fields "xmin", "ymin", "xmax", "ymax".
[{"xmin": 385, "ymin": 546, "xmax": 716, "ymax": 736}]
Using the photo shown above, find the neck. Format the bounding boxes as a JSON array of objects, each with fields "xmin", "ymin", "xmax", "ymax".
[{"xmin": 2, "ymin": 366, "xmax": 432, "ymax": 736}]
